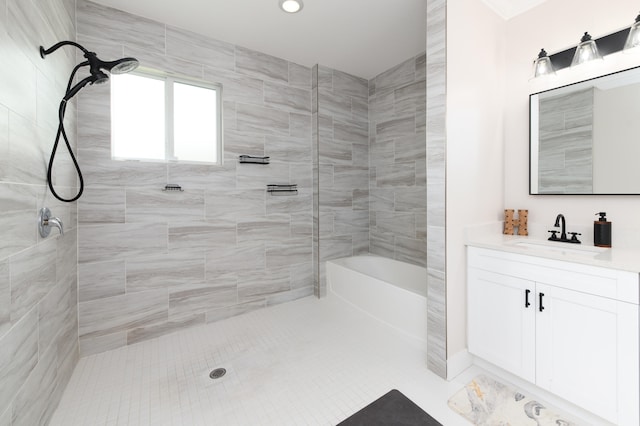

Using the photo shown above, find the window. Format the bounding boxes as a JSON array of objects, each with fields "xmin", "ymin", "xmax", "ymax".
[{"xmin": 111, "ymin": 71, "xmax": 222, "ymax": 164}]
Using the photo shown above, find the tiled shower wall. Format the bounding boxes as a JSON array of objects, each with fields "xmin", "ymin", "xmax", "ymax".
[
  {"xmin": 315, "ymin": 66, "xmax": 370, "ymax": 296},
  {"xmin": 0, "ymin": 0, "xmax": 79, "ymax": 424},
  {"xmin": 369, "ymin": 54, "xmax": 427, "ymax": 267},
  {"xmin": 76, "ymin": 0, "xmax": 313, "ymax": 356}
]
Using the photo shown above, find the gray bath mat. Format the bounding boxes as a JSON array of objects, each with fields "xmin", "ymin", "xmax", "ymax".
[
  {"xmin": 448, "ymin": 375, "xmax": 577, "ymax": 425},
  {"xmin": 338, "ymin": 389, "xmax": 442, "ymax": 425}
]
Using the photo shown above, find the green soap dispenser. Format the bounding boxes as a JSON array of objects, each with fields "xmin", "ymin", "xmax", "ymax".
[{"xmin": 594, "ymin": 212, "xmax": 611, "ymax": 248}]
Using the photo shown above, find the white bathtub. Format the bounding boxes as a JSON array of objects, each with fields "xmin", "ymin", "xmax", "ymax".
[{"xmin": 326, "ymin": 255, "xmax": 428, "ymax": 347}]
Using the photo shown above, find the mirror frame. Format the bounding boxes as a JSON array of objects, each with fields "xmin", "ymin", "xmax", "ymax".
[{"xmin": 529, "ymin": 65, "xmax": 640, "ymax": 196}]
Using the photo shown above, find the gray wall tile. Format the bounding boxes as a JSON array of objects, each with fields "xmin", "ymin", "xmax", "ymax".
[
  {"xmin": 235, "ymin": 46, "xmax": 289, "ymax": 84},
  {"xmin": 78, "ymin": 260, "xmax": 125, "ymax": 303}
]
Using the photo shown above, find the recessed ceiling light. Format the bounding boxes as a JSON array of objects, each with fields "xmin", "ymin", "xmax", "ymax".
[{"xmin": 279, "ymin": 0, "xmax": 303, "ymax": 13}]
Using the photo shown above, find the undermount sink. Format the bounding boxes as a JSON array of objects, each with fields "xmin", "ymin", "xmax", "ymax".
[{"xmin": 510, "ymin": 240, "xmax": 609, "ymax": 257}]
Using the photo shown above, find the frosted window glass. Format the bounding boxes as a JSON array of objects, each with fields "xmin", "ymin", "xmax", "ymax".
[
  {"xmin": 173, "ymin": 82, "xmax": 217, "ymax": 163},
  {"xmin": 111, "ymin": 74, "xmax": 165, "ymax": 160}
]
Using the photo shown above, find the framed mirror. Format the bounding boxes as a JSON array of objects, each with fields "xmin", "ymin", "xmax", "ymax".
[{"xmin": 530, "ymin": 66, "xmax": 640, "ymax": 195}]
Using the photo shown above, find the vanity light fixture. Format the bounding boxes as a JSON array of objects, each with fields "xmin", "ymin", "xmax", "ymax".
[
  {"xmin": 279, "ymin": 0, "xmax": 303, "ymax": 13},
  {"xmin": 624, "ymin": 13, "xmax": 640, "ymax": 50},
  {"xmin": 571, "ymin": 32, "xmax": 602, "ymax": 66},
  {"xmin": 532, "ymin": 49, "xmax": 555, "ymax": 78}
]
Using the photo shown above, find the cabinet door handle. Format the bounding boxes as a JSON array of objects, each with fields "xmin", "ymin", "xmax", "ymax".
[
  {"xmin": 539, "ymin": 292, "xmax": 545, "ymax": 312},
  {"xmin": 525, "ymin": 289, "xmax": 531, "ymax": 308}
]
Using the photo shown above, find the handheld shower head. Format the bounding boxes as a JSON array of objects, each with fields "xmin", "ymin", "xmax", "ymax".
[{"xmin": 39, "ymin": 40, "xmax": 139, "ymax": 203}]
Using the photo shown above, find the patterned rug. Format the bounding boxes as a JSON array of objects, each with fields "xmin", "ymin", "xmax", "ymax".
[{"xmin": 448, "ymin": 375, "xmax": 577, "ymax": 425}]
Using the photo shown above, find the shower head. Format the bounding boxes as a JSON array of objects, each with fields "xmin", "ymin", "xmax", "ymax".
[{"xmin": 40, "ymin": 41, "xmax": 140, "ymax": 100}]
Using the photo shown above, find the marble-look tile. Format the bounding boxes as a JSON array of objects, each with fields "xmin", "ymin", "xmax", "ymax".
[
  {"xmin": 10, "ymin": 238, "xmax": 57, "ymax": 323},
  {"xmin": 395, "ymin": 188, "xmax": 427, "ymax": 212},
  {"xmin": 11, "ymin": 341, "xmax": 58, "ymax": 426},
  {"xmin": 395, "ymin": 80, "xmax": 426, "ymax": 116},
  {"xmin": 79, "ymin": 331, "xmax": 126, "ymax": 357},
  {"xmin": 266, "ymin": 237, "xmax": 312, "ymax": 268},
  {"xmin": 0, "ymin": 33, "xmax": 37, "ymax": 124},
  {"xmin": 205, "ymin": 299, "xmax": 266, "ymax": 323},
  {"xmin": 290, "ymin": 262, "xmax": 313, "ymax": 289},
  {"xmin": 37, "ymin": 281, "xmax": 68, "ymax": 356},
  {"xmin": 265, "ymin": 134, "xmax": 311, "ymax": 162},
  {"xmin": 78, "ymin": 185, "xmax": 125, "ymax": 224},
  {"xmin": 291, "ymin": 212, "xmax": 312, "ymax": 236},
  {"xmin": 224, "ymin": 130, "xmax": 265, "ymax": 159},
  {"xmin": 126, "ymin": 315, "xmax": 205, "ymax": 346},
  {"xmin": 77, "ymin": 0, "xmax": 165, "ymax": 55},
  {"xmin": 168, "ymin": 221, "xmax": 237, "ymax": 250},
  {"xmin": 266, "ymin": 190, "xmax": 311, "ymax": 216},
  {"xmin": 426, "ymin": 225, "xmax": 446, "ymax": 273},
  {"xmin": 319, "ymin": 236, "xmax": 353, "ymax": 262},
  {"xmin": 0, "ymin": 308, "xmax": 38, "ymax": 417},
  {"xmin": 290, "ymin": 112, "xmax": 312, "ymax": 138},
  {"xmin": 264, "ymin": 81, "xmax": 311, "ymax": 114},
  {"xmin": 266, "ymin": 285, "xmax": 313, "ymax": 307},
  {"xmin": 352, "ymin": 141, "xmax": 369, "ymax": 168},
  {"xmin": 0, "ymin": 106, "xmax": 8, "ymax": 181},
  {"xmin": 369, "ymin": 188, "xmax": 395, "ymax": 212},
  {"xmin": 0, "ymin": 261, "xmax": 8, "ymax": 337},
  {"xmin": 376, "ymin": 116, "xmax": 416, "ymax": 141},
  {"xmin": 333, "ymin": 118, "xmax": 368, "ymax": 145},
  {"xmin": 237, "ymin": 103, "xmax": 290, "ymax": 136},
  {"xmin": 81, "ymin": 158, "xmax": 167, "ymax": 188},
  {"xmin": 427, "ymin": 267, "xmax": 447, "ymax": 378},
  {"xmin": 78, "ymin": 289, "xmax": 167, "ymax": 340},
  {"xmin": 236, "ymin": 160, "xmax": 290, "ymax": 189},
  {"xmin": 0, "ymin": 184, "xmax": 37, "ymax": 260},
  {"xmin": 332, "ymin": 69, "xmax": 368, "ymax": 100},
  {"xmin": 289, "ymin": 62, "xmax": 312, "ymax": 90},
  {"xmin": 352, "ymin": 231, "xmax": 370, "ymax": 255},
  {"xmin": 375, "ymin": 211, "xmax": 416, "ymax": 239},
  {"xmin": 206, "ymin": 242, "xmax": 265, "ymax": 274},
  {"xmin": 376, "ymin": 163, "xmax": 416, "ymax": 187},
  {"xmin": 352, "ymin": 189, "xmax": 369, "ymax": 211},
  {"xmin": 78, "ymin": 260, "xmax": 125, "ymax": 303},
  {"xmin": 224, "ymin": 101, "xmax": 237, "ymax": 131},
  {"xmin": 78, "ymin": 222, "xmax": 168, "ymax": 264},
  {"xmin": 8, "ymin": 111, "xmax": 43, "ymax": 186},
  {"xmin": 370, "ymin": 140, "xmax": 395, "ymax": 167},
  {"xmin": 126, "ymin": 188, "xmax": 205, "ymax": 222},
  {"xmin": 395, "ymin": 236, "xmax": 427, "ymax": 267},
  {"xmin": 237, "ymin": 267, "xmax": 290, "ymax": 303},
  {"xmin": 166, "ymin": 25, "xmax": 235, "ymax": 71},
  {"xmin": 167, "ymin": 161, "xmax": 236, "ymax": 191},
  {"xmin": 333, "ymin": 165, "xmax": 369, "ymax": 189},
  {"xmin": 375, "ymin": 56, "xmax": 416, "ymax": 92},
  {"xmin": 237, "ymin": 217, "xmax": 291, "ymax": 243},
  {"xmin": 395, "ymin": 132, "xmax": 426, "ymax": 162},
  {"xmin": 125, "ymin": 45, "xmax": 204, "ymax": 80},
  {"xmin": 169, "ymin": 278, "xmax": 237, "ymax": 322},
  {"xmin": 235, "ymin": 46, "xmax": 288, "ymax": 84},
  {"xmin": 318, "ymin": 189, "xmax": 352, "ymax": 210},
  {"xmin": 205, "ymin": 188, "xmax": 265, "ymax": 221},
  {"xmin": 416, "ymin": 213, "xmax": 427, "ymax": 240},
  {"xmin": 204, "ymin": 66, "xmax": 264, "ymax": 106},
  {"xmin": 415, "ymin": 53, "xmax": 427, "ymax": 81},
  {"xmin": 334, "ymin": 210, "xmax": 369, "ymax": 235},
  {"xmin": 290, "ymin": 163, "xmax": 313, "ymax": 188},
  {"xmin": 0, "ymin": 406, "xmax": 10, "ymax": 426},
  {"xmin": 317, "ymin": 65, "xmax": 333, "ymax": 91},
  {"xmin": 370, "ymin": 232, "xmax": 396, "ymax": 258},
  {"xmin": 126, "ymin": 251, "xmax": 205, "ymax": 293},
  {"xmin": 318, "ymin": 140, "xmax": 352, "ymax": 165},
  {"xmin": 318, "ymin": 89, "xmax": 352, "ymax": 121}
]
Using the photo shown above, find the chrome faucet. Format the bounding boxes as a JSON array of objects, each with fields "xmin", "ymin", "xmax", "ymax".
[{"xmin": 38, "ymin": 207, "xmax": 64, "ymax": 237}]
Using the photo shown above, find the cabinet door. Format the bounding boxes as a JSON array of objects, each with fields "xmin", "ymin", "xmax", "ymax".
[
  {"xmin": 468, "ymin": 268, "xmax": 536, "ymax": 382},
  {"xmin": 535, "ymin": 283, "xmax": 618, "ymax": 423}
]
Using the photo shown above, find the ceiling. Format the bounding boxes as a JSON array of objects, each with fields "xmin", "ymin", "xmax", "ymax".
[
  {"xmin": 90, "ymin": 0, "xmax": 428, "ymax": 79},
  {"xmin": 480, "ymin": 0, "xmax": 549, "ymax": 20}
]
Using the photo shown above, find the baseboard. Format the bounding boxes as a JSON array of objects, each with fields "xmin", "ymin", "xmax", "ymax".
[{"xmin": 446, "ymin": 349, "xmax": 473, "ymax": 380}]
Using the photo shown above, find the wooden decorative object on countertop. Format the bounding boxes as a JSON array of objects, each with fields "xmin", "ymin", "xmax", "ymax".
[{"xmin": 504, "ymin": 209, "xmax": 528, "ymax": 236}]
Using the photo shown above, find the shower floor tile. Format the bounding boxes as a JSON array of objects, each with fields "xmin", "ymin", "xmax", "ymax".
[{"xmin": 50, "ymin": 295, "xmax": 471, "ymax": 426}]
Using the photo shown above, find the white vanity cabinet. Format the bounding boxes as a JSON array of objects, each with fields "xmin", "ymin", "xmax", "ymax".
[{"xmin": 467, "ymin": 246, "xmax": 639, "ymax": 425}]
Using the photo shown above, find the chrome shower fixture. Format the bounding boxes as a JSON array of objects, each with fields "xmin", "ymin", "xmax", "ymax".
[{"xmin": 39, "ymin": 41, "xmax": 139, "ymax": 202}]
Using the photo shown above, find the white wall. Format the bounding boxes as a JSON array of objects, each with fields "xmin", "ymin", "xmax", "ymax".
[
  {"xmin": 446, "ymin": 0, "xmax": 506, "ymax": 361},
  {"xmin": 505, "ymin": 0, "xmax": 640, "ymax": 243}
]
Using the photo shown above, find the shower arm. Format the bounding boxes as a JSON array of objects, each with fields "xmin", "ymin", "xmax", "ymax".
[{"xmin": 40, "ymin": 40, "xmax": 90, "ymax": 58}]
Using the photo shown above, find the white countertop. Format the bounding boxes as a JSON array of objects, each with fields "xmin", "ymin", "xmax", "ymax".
[{"xmin": 466, "ymin": 233, "xmax": 640, "ymax": 274}]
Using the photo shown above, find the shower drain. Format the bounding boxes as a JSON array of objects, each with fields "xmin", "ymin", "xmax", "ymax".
[{"xmin": 209, "ymin": 368, "xmax": 227, "ymax": 380}]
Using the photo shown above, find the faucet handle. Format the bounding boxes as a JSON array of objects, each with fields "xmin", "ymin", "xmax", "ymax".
[
  {"xmin": 548, "ymin": 230, "xmax": 559, "ymax": 241},
  {"xmin": 569, "ymin": 232, "xmax": 581, "ymax": 243}
]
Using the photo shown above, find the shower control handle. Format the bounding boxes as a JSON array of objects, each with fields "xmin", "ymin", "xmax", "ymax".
[{"xmin": 39, "ymin": 207, "xmax": 64, "ymax": 237}]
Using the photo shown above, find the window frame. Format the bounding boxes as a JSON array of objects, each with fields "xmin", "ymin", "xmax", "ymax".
[{"xmin": 111, "ymin": 69, "xmax": 223, "ymax": 165}]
